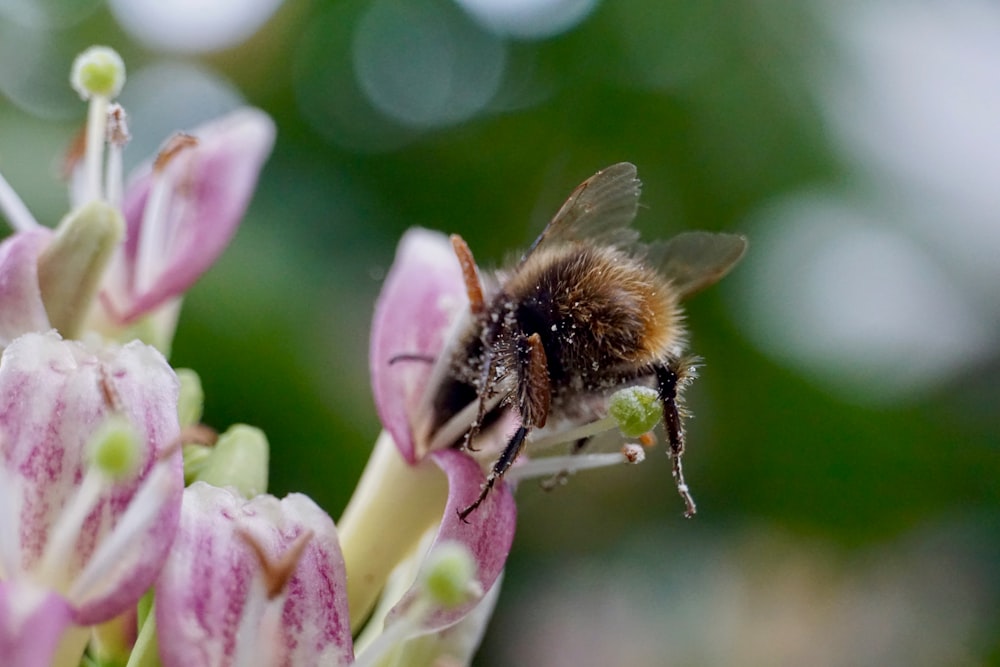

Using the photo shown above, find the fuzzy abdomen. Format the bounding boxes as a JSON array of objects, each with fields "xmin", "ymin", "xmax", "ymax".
[{"xmin": 502, "ymin": 243, "xmax": 684, "ymax": 388}]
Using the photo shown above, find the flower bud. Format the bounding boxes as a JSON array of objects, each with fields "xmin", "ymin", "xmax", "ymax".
[
  {"xmin": 37, "ymin": 200, "xmax": 124, "ymax": 339},
  {"xmin": 176, "ymin": 368, "xmax": 204, "ymax": 427},
  {"xmin": 192, "ymin": 424, "xmax": 269, "ymax": 498}
]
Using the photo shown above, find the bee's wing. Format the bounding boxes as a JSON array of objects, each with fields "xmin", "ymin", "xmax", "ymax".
[
  {"xmin": 519, "ymin": 162, "xmax": 642, "ymax": 264},
  {"xmin": 648, "ymin": 231, "xmax": 748, "ymax": 299}
]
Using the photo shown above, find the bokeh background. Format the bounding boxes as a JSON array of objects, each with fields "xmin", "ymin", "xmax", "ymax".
[{"xmin": 2, "ymin": 0, "xmax": 999, "ymax": 664}]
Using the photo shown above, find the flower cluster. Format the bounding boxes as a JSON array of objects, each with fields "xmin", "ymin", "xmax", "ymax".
[{"xmin": 0, "ymin": 47, "xmax": 657, "ymax": 667}]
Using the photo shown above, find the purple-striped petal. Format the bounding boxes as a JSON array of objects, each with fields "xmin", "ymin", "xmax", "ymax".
[
  {"xmin": 0, "ymin": 331, "xmax": 182, "ymax": 624},
  {"xmin": 156, "ymin": 483, "xmax": 353, "ymax": 667},
  {"xmin": 0, "ymin": 229, "xmax": 52, "ymax": 347},
  {"xmin": 387, "ymin": 449, "xmax": 516, "ymax": 633},
  {"xmin": 0, "ymin": 580, "xmax": 73, "ymax": 667},
  {"xmin": 113, "ymin": 107, "xmax": 275, "ymax": 323},
  {"xmin": 370, "ymin": 229, "xmax": 467, "ymax": 463}
]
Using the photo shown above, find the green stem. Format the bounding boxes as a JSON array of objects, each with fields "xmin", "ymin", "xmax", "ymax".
[{"xmin": 338, "ymin": 431, "xmax": 447, "ymax": 633}]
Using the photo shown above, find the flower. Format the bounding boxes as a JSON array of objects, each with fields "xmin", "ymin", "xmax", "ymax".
[
  {"xmin": 90, "ymin": 108, "xmax": 275, "ymax": 340},
  {"xmin": 154, "ymin": 482, "xmax": 353, "ymax": 667},
  {"xmin": 0, "ymin": 46, "xmax": 275, "ymax": 352},
  {"xmin": 0, "ymin": 331, "xmax": 183, "ymax": 667}
]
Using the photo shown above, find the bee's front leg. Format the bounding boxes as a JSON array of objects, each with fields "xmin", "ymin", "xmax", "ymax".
[{"xmin": 458, "ymin": 332, "xmax": 551, "ymax": 521}]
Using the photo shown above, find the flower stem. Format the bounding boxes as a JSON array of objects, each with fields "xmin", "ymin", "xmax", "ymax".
[{"xmin": 338, "ymin": 431, "xmax": 447, "ymax": 633}]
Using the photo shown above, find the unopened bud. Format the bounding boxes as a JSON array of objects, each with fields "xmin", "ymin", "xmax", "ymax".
[
  {"xmin": 37, "ymin": 200, "xmax": 124, "ymax": 339},
  {"xmin": 176, "ymin": 368, "xmax": 204, "ymax": 428},
  {"xmin": 192, "ymin": 425, "xmax": 269, "ymax": 498}
]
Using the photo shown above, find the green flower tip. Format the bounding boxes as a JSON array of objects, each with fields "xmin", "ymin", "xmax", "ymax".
[
  {"xmin": 609, "ymin": 386, "xmax": 662, "ymax": 438},
  {"xmin": 71, "ymin": 46, "xmax": 126, "ymax": 100},
  {"xmin": 421, "ymin": 541, "xmax": 481, "ymax": 609},
  {"xmin": 176, "ymin": 368, "xmax": 204, "ymax": 428},
  {"xmin": 88, "ymin": 415, "xmax": 142, "ymax": 480},
  {"xmin": 193, "ymin": 424, "xmax": 269, "ymax": 498}
]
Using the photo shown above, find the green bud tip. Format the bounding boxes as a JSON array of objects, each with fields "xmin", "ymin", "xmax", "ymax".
[
  {"xmin": 193, "ymin": 425, "xmax": 269, "ymax": 498},
  {"xmin": 88, "ymin": 415, "xmax": 142, "ymax": 479},
  {"xmin": 421, "ymin": 541, "xmax": 481, "ymax": 608},
  {"xmin": 608, "ymin": 386, "xmax": 662, "ymax": 438},
  {"xmin": 71, "ymin": 46, "xmax": 126, "ymax": 100},
  {"xmin": 176, "ymin": 368, "xmax": 204, "ymax": 428}
]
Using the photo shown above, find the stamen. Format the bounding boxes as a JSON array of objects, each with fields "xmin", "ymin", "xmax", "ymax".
[
  {"xmin": 105, "ymin": 104, "xmax": 130, "ymax": 209},
  {"xmin": 238, "ymin": 527, "xmax": 314, "ymax": 599},
  {"xmin": 0, "ymin": 170, "xmax": 40, "ymax": 232},
  {"xmin": 506, "ymin": 449, "xmax": 643, "ymax": 483},
  {"xmin": 427, "ymin": 392, "xmax": 504, "ymax": 453},
  {"xmin": 67, "ymin": 457, "xmax": 176, "ymax": 603},
  {"xmin": 71, "ymin": 46, "xmax": 126, "ymax": 203},
  {"xmin": 36, "ymin": 469, "xmax": 106, "ymax": 590},
  {"xmin": 83, "ymin": 95, "xmax": 109, "ymax": 202},
  {"xmin": 526, "ymin": 415, "xmax": 618, "ymax": 452},
  {"xmin": 231, "ymin": 528, "xmax": 315, "ymax": 667},
  {"xmin": 134, "ymin": 134, "xmax": 198, "ymax": 296}
]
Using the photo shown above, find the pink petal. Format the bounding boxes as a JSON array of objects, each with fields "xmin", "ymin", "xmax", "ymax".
[
  {"xmin": 0, "ymin": 229, "xmax": 52, "ymax": 347},
  {"xmin": 0, "ymin": 580, "xmax": 73, "ymax": 667},
  {"xmin": 156, "ymin": 483, "xmax": 354, "ymax": 667},
  {"xmin": 0, "ymin": 332, "xmax": 183, "ymax": 624},
  {"xmin": 370, "ymin": 229, "xmax": 468, "ymax": 463},
  {"xmin": 116, "ymin": 107, "xmax": 275, "ymax": 322},
  {"xmin": 388, "ymin": 449, "xmax": 516, "ymax": 633}
]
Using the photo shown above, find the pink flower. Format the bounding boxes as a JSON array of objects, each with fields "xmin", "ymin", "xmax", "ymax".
[
  {"xmin": 0, "ymin": 107, "xmax": 274, "ymax": 350},
  {"xmin": 342, "ymin": 229, "xmax": 517, "ymax": 648},
  {"xmin": 0, "ymin": 332, "xmax": 183, "ymax": 666},
  {"xmin": 155, "ymin": 483, "xmax": 353, "ymax": 667},
  {"xmin": 98, "ymin": 108, "xmax": 275, "ymax": 328}
]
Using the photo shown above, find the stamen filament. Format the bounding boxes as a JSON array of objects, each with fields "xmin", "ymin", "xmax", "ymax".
[
  {"xmin": 506, "ymin": 450, "xmax": 636, "ymax": 483},
  {"xmin": 0, "ymin": 170, "xmax": 40, "ymax": 231},
  {"xmin": 353, "ymin": 599, "xmax": 432, "ymax": 667},
  {"xmin": 134, "ymin": 173, "xmax": 172, "ymax": 296},
  {"xmin": 84, "ymin": 95, "xmax": 109, "ymax": 202},
  {"xmin": 527, "ymin": 415, "xmax": 618, "ymax": 452},
  {"xmin": 37, "ymin": 468, "xmax": 106, "ymax": 588},
  {"xmin": 105, "ymin": 138, "xmax": 123, "ymax": 209},
  {"xmin": 68, "ymin": 461, "xmax": 175, "ymax": 603},
  {"xmin": 427, "ymin": 392, "xmax": 504, "ymax": 453}
]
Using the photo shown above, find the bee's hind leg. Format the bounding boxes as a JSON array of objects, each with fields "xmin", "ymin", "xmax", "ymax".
[{"xmin": 654, "ymin": 358, "xmax": 698, "ymax": 518}]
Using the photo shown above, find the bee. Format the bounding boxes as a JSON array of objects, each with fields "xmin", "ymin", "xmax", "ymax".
[{"xmin": 409, "ymin": 163, "xmax": 746, "ymax": 520}]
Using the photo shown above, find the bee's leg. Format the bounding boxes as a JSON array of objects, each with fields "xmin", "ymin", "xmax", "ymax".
[
  {"xmin": 458, "ymin": 332, "xmax": 551, "ymax": 520},
  {"xmin": 458, "ymin": 424, "xmax": 529, "ymax": 521},
  {"xmin": 654, "ymin": 359, "xmax": 697, "ymax": 517},
  {"xmin": 539, "ymin": 436, "xmax": 591, "ymax": 491},
  {"xmin": 462, "ymin": 354, "xmax": 495, "ymax": 453}
]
